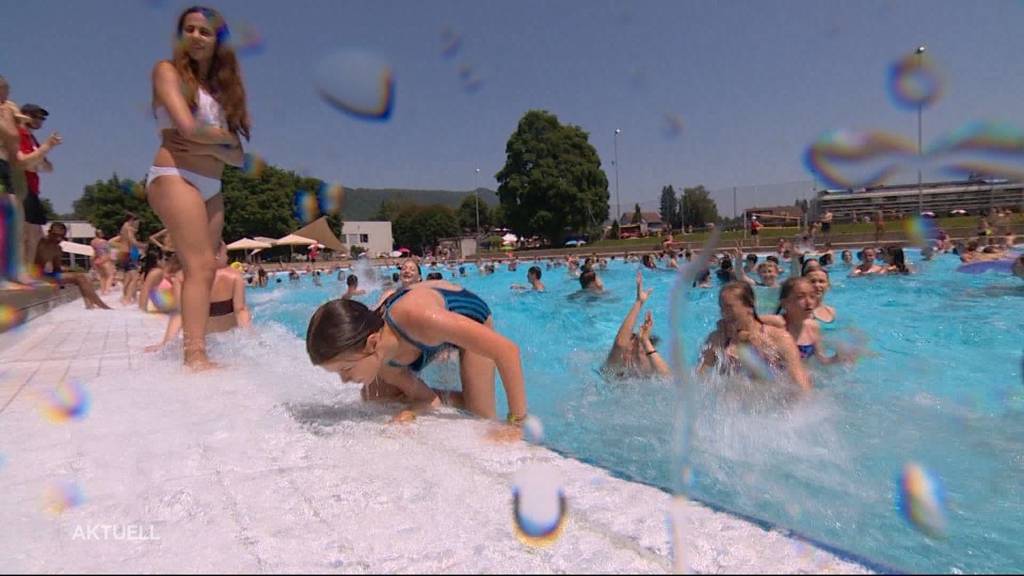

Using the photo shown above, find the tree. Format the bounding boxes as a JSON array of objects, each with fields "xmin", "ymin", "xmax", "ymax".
[
  {"xmin": 392, "ymin": 204, "xmax": 460, "ymax": 255},
  {"xmin": 73, "ymin": 173, "xmax": 161, "ymax": 238},
  {"xmin": 609, "ymin": 220, "xmax": 620, "ymax": 240},
  {"xmin": 659, "ymin": 185, "xmax": 679, "ymax": 231},
  {"xmin": 495, "ymin": 110, "xmax": 609, "ymax": 244},
  {"xmin": 632, "ymin": 203, "xmax": 643, "ymax": 224},
  {"xmin": 221, "ymin": 165, "xmax": 330, "ymax": 242},
  {"xmin": 457, "ymin": 194, "xmax": 490, "ymax": 233},
  {"xmin": 681, "ymin": 185, "xmax": 719, "ymax": 229},
  {"xmin": 40, "ymin": 198, "xmax": 60, "ymax": 223}
]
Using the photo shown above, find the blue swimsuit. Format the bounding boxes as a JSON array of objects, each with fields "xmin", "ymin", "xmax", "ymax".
[
  {"xmin": 797, "ymin": 343, "xmax": 816, "ymax": 360},
  {"xmin": 384, "ymin": 286, "xmax": 492, "ymax": 372}
]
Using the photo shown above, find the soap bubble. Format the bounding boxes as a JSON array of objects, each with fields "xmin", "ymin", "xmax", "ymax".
[
  {"xmin": 148, "ymin": 284, "xmax": 177, "ymax": 313},
  {"xmin": 440, "ymin": 27, "xmax": 462, "ymax": 59},
  {"xmin": 663, "ymin": 113, "xmax": 685, "ymax": 139},
  {"xmin": 42, "ymin": 480, "xmax": 84, "ymax": 515},
  {"xmin": 888, "ymin": 51, "xmax": 944, "ymax": 111},
  {"xmin": 0, "ymin": 304, "xmax": 26, "ymax": 334},
  {"xmin": 314, "ymin": 49, "xmax": 395, "ymax": 121},
  {"xmin": 804, "ymin": 130, "xmax": 917, "ymax": 189},
  {"xmin": 521, "ymin": 415, "xmax": 544, "ymax": 443},
  {"xmin": 512, "ymin": 464, "xmax": 567, "ymax": 547},
  {"xmin": 242, "ymin": 153, "xmax": 266, "ymax": 178},
  {"xmin": 897, "ymin": 462, "xmax": 947, "ymax": 539},
  {"xmin": 229, "ymin": 22, "xmax": 265, "ymax": 57},
  {"xmin": 317, "ymin": 182, "xmax": 345, "ymax": 216},
  {"xmin": 41, "ymin": 380, "xmax": 91, "ymax": 423},
  {"xmin": 293, "ymin": 190, "xmax": 320, "ymax": 225},
  {"xmin": 928, "ymin": 121, "xmax": 1024, "ymax": 182}
]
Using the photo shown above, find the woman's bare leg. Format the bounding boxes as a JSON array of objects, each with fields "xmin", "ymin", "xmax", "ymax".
[
  {"xmin": 459, "ymin": 318, "xmax": 498, "ymax": 419},
  {"xmin": 147, "ymin": 176, "xmax": 216, "ymax": 370},
  {"xmin": 206, "ymin": 194, "xmax": 224, "ymax": 249}
]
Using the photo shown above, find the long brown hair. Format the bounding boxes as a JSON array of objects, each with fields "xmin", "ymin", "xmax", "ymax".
[{"xmin": 163, "ymin": 6, "xmax": 251, "ymax": 140}]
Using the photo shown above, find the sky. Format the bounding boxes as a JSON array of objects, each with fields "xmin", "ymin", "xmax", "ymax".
[{"xmin": 4, "ymin": 0, "xmax": 1024, "ymax": 218}]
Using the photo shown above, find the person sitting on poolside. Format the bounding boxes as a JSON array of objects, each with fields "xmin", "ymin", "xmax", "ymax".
[
  {"xmin": 511, "ymin": 266, "xmax": 545, "ymax": 292},
  {"xmin": 761, "ymin": 277, "xmax": 847, "ymax": 365},
  {"xmin": 342, "ymin": 274, "xmax": 366, "ymax": 300},
  {"xmin": 146, "ymin": 242, "xmax": 251, "ymax": 351},
  {"xmin": 306, "ymin": 279, "xmax": 528, "ymax": 422},
  {"xmin": 697, "ymin": 282, "xmax": 811, "ymax": 392},
  {"xmin": 33, "ymin": 222, "xmax": 112, "ymax": 310},
  {"xmin": 851, "ymin": 247, "xmax": 885, "ymax": 276},
  {"xmin": 603, "ymin": 270, "xmax": 671, "ymax": 378}
]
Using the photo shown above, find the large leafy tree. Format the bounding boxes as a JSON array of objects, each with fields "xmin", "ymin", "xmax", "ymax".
[
  {"xmin": 457, "ymin": 194, "xmax": 490, "ymax": 233},
  {"xmin": 680, "ymin": 185, "xmax": 719, "ymax": 229},
  {"xmin": 391, "ymin": 204, "xmax": 460, "ymax": 255},
  {"xmin": 659, "ymin": 185, "xmax": 679, "ymax": 230},
  {"xmin": 495, "ymin": 110, "xmax": 609, "ymax": 243},
  {"xmin": 72, "ymin": 164, "xmax": 345, "ymax": 245},
  {"xmin": 73, "ymin": 173, "xmax": 161, "ymax": 238}
]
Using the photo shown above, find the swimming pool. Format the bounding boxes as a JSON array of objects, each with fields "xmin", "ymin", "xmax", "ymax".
[{"xmin": 249, "ymin": 252, "xmax": 1024, "ymax": 573}]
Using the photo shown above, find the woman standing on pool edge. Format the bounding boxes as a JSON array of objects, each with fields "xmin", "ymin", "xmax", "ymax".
[
  {"xmin": 306, "ymin": 279, "xmax": 528, "ymax": 422},
  {"xmin": 146, "ymin": 6, "xmax": 249, "ymax": 369}
]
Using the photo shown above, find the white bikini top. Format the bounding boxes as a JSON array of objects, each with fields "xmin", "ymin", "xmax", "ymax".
[{"xmin": 155, "ymin": 86, "xmax": 227, "ymax": 132}]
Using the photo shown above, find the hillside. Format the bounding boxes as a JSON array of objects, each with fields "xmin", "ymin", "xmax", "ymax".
[{"xmin": 342, "ymin": 187, "xmax": 499, "ymax": 220}]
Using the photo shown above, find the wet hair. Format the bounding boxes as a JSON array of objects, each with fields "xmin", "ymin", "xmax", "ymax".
[
  {"xmin": 766, "ymin": 255, "xmax": 779, "ymax": 265},
  {"xmin": 889, "ymin": 247, "xmax": 909, "ymax": 274},
  {"xmin": 756, "ymin": 261, "xmax": 778, "ymax": 274},
  {"xmin": 346, "ymin": 274, "xmax": 358, "ymax": 287},
  {"xmin": 642, "ymin": 254, "xmax": 656, "ymax": 267},
  {"xmin": 458, "ymin": 266, "xmax": 466, "ymax": 274},
  {"xmin": 693, "ymin": 268, "xmax": 711, "ymax": 287},
  {"xmin": 719, "ymin": 281, "xmax": 764, "ymax": 325},
  {"xmin": 801, "ymin": 258, "xmax": 822, "ymax": 275},
  {"xmin": 579, "ymin": 270, "xmax": 598, "ymax": 289},
  {"xmin": 745, "ymin": 253, "xmax": 758, "ymax": 265},
  {"xmin": 391, "ymin": 272, "xmax": 400, "ymax": 282},
  {"xmin": 775, "ymin": 277, "xmax": 811, "ymax": 314},
  {"xmin": 528, "ymin": 266, "xmax": 542, "ymax": 280},
  {"xmin": 819, "ymin": 252, "xmax": 834, "ymax": 266},
  {"xmin": 426, "ymin": 272, "xmax": 444, "ymax": 280},
  {"xmin": 306, "ymin": 299, "xmax": 385, "ymax": 365}
]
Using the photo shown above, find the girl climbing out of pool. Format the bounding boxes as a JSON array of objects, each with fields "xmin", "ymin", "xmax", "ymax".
[
  {"xmin": 603, "ymin": 270, "xmax": 671, "ymax": 378},
  {"xmin": 762, "ymin": 278, "xmax": 847, "ymax": 365},
  {"xmin": 306, "ymin": 279, "xmax": 528, "ymax": 422},
  {"xmin": 698, "ymin": 282, "xmax": 811, "ymax": 392}
]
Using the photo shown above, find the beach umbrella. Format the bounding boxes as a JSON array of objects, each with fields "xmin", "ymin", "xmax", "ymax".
[
  {"xmin": 274, "ymin": 233, "xmax": 318, "ymax": 261},
  {"xmin": 226, "ymin": 238, "xmax": 273, "ymax": 262}
]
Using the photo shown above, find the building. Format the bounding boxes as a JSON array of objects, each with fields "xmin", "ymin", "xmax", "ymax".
[
  {"xmin": 436, "ymin": 236, "xmax": 478, "ymax": 259},
  {"xmin": 815, "ymin": 179, "xmax": 1024, "ymax": 222},
  {"xmin": 617, "ymin": 212, "xmax": 664, "ymax": 236},
  {"xmin": 341, "ymin": 221, "xmax": 394, "ymax": 257}
]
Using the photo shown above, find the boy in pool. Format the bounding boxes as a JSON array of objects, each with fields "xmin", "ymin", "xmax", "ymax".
[
  {"xmin": 511, "ymin": 266, "xmax": 545, "ymax": 292},
  {"xmin": 341, "ymin": 274, "xmax": 366, "ymax": 300}
]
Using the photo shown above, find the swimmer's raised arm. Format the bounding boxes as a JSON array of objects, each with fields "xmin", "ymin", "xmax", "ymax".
[{"xmin": 614, "ymin": 270, "xmax": 652, "ymax": 349}]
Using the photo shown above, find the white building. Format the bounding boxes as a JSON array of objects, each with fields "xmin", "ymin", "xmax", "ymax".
[{"xmin": 341, "ymin": 221, "xmax": 394, "ymax": 257}]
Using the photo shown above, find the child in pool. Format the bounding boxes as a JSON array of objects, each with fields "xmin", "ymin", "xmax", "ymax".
[
  {"xmin": 306, "ymin": 279, "xmax": 528, "ymax": 423},
  {"xmin": 761, "ymin": 277, "xmax": 847, "ymax": 364}
]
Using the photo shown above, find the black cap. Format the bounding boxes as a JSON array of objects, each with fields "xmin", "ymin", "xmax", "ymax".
[{"xmin": 20, "ymin": 104, "xmax": 48, "ymax": 119}]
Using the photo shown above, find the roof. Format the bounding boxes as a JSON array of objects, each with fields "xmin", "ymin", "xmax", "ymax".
[
  {"xmin": 293, "ymin": 216, "xmax": 346, "ymax": 251},
  {"xmin": 619, "ymin": 211, "xmax": 663, "ymax": 225},
  {"xmin": 746, "ymin": 205, "xmax": 803, "ymax": 217}
]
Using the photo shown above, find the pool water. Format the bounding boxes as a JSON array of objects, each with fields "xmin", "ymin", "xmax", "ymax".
[{"xmin": 249, "ymin": 253, "xmax": 1024, "ymax": 573}]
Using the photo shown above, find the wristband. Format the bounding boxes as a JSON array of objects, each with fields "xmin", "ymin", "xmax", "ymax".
[{"xmin": 506, "ymin": 412, "xmax": 528, "ymax": 426}]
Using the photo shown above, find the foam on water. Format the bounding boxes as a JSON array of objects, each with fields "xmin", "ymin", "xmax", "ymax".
[{"xmin": 0, "ymin": 302, "xmax": 873, "ymax": 572}]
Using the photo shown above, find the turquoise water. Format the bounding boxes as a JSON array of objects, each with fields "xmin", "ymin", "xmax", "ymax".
[{"xmin": 249, "ymin": 253, "xmax": 1024, "ymax": 573}]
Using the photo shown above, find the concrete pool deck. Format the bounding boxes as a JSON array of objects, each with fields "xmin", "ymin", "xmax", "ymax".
[{"xmin": 0, "ymin": 299, "xmax": 873, "ymax": 574}]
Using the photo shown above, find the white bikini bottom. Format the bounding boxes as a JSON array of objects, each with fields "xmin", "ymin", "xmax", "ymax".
[{"xmin": 146, "ymin": 166, "xmax": 222, "ymax": 201}]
